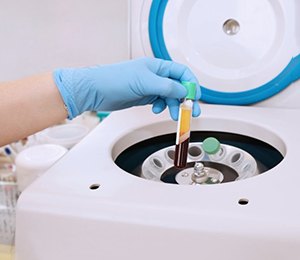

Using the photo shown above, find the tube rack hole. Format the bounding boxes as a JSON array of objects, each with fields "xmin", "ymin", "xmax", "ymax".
[{"xmin": 188, "ymin": 146, "xmax": 202, "ymax": 157}]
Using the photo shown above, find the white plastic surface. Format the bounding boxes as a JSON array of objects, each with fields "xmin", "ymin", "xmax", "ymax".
[
  {"xmin": 15, "ymin": 105, "xmax": 300, "ymax": 260},
  {"xmin": 163, "ymin": 0, "xmax": 295, "ymax": 91},
  {"xmin": 131, "ymin": 0, "xmax": 300, "ymax": 107}
]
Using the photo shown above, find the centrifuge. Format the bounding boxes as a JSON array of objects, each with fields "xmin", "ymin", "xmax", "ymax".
[{"xmin": 15, "ymin": 0, "xmax": 300, "ymax": 259}]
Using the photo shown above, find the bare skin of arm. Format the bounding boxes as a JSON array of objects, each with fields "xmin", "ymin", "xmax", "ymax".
[{"xmin": 0, "ymin": 72, "xmax": 68, "ymax": 146}]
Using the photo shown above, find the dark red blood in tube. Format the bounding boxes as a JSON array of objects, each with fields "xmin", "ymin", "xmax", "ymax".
[{"xmin": 174, "ymin": 138, "xmax": 190, "ymax": 168}]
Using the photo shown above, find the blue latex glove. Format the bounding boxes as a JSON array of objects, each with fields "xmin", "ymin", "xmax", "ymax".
[{"xmin": 53, "ymin": 57, "xmax": 201, "ymax": 120}]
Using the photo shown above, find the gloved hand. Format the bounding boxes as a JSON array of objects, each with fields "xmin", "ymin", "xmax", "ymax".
[{"xmin": 53, "ymin": 57, "xmax": 201, "ymax": 120}]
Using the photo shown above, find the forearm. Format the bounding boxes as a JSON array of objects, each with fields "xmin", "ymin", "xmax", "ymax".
[{"xmin": 0, "ymin": 72, "xmax": 67, "ymax": 146}]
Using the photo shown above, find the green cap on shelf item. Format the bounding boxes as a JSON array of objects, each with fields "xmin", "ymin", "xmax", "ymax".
[
  {"xmin": 96, "ymin": 111, "xmax": 110, "ymax": 121},
  {"xmin": 202, "ymin": 137, "xmax": 221, "ymax": 155},
  {"xmin": 181, "ymin": 81, "xmax": 197, "ymax": 100}
]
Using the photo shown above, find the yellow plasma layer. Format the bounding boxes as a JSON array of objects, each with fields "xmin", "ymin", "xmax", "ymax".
[{"xmin": 179, "ymin": 108, "xmax": 191, "ymax": 138}]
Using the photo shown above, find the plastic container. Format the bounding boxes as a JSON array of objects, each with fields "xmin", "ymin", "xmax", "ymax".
[
  {"xmin": 15, "ymin": 144, "xmax": 67, "ymax": 192},
  {"xmin": 43, "ymin": 123, "xmax": 89, "ymax": 149}
]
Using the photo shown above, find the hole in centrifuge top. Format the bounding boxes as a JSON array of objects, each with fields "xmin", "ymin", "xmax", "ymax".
[
  {"xmin": 238, "ymin": 198, "xmax": 249, "ymax": 205},
  {"xmin": 89, "ymin": 184, "xmax": 100, "ymax": 190}
]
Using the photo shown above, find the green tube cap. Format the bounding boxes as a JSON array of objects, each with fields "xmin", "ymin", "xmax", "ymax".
[
  {"xmin": 181, "ymin": 81, "xmax": 197, "ymax": 100},
  {"xmin": 202, "ymin": 137, "xmax": 221, "ymax": 155}
]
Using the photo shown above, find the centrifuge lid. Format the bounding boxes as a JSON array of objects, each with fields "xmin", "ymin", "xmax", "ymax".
[{"xmin": 147, "ymin": 0, "xmax": 300, "ymax": 104}]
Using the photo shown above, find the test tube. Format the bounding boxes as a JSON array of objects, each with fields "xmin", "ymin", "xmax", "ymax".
[{"xmin": 174, "ymin": 81, "xmax": 197, "ymax": 168}]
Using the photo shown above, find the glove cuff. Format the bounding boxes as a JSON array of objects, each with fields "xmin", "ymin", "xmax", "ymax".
[{"xmin": 53, "ymin": 69, "xmax": 80, "ymax": 120}]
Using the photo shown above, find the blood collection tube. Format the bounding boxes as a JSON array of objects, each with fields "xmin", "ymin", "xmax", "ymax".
[{"xmin": 174, "ymin": 81, "xmax": 197, "ymax": 168}]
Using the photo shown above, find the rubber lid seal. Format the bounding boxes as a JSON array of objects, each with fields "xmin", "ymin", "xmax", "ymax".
[
  {"xmin": 181, "ymin": 81, "xmax": 197, "ymax": 100},
  {"xmin": 202, "ymin": 137, "xmax": 221, "ymax": 155}
]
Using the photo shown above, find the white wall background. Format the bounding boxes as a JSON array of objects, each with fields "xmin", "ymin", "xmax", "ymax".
[{"xmin": 0, "ymin": 0, "xmax": 129, "ymax": 81}]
